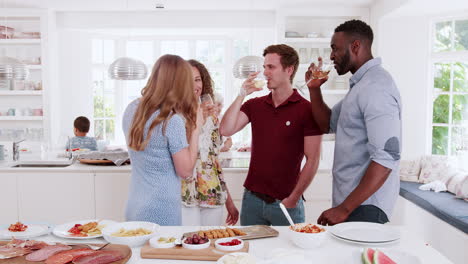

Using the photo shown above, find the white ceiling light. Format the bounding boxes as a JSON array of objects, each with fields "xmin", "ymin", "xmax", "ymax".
[
  {"xmin": 108, "ymin": 0, "xmax": 148, "ymax": 80},
  {"xmin": 108, "ymin": 57, "xmax": 148, "ymax": 80}
]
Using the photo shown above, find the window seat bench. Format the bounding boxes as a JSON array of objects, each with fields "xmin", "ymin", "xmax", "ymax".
[{"xmin": 399, "ymin": 181, "xmax": 468, "ymax": 234}]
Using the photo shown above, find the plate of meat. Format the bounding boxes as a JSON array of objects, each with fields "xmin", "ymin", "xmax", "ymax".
[
  {"xmin": 0, "ymin": 222, "xmax": 50, "ymax": 240},
  {"xmin": 0, "ymin": 239, "xmax": 131, "ymax": 263},
  {"xmin": 53, "ymin": 219, "xmax": 116, "ymax": 239}
]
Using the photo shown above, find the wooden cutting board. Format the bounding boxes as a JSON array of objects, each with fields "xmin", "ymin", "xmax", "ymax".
[
  {"xmin": 0, "ymin": 243, "xmax": 131, "ymax": 264},
  {"xmin": 183, "ymin": 225, "xmax": 279, "ymax": 240},
  {"xmin": 140, "ymin": 241, "xmax": 249, "ymax": 261}
]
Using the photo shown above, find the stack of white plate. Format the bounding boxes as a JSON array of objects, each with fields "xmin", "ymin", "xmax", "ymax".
[{"xmin": 329, "ymin": 222, "xmax": 400, "ymax": 245}]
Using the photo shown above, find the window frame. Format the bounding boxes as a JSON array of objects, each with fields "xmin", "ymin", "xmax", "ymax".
[{"xmin": 429, "ymin": 15, "xmax": 468, "ymax": 156}]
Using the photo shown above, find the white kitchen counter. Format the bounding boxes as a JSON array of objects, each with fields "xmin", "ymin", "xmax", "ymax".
[{"xmin": 26, "ymin": 226, "xmax": 452, "ymax": 264}]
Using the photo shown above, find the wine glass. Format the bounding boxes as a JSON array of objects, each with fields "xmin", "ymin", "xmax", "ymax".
[
  {"xmin": 295, "ymin": 58, "xmax": 334, "ymax": 89},
  {"xmin": 200, "ymin": 94, "xmax": 216, "ymax": 119}
]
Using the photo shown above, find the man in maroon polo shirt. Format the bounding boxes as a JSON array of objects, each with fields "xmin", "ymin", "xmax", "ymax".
[{"xmin": 220, "ymin": 44, "xmax": 322, "ymax": 225}]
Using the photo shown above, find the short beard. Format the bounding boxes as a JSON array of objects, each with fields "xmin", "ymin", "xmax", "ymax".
[{"xmin": 337, "ymin": 49, "xmax": 351, "ymax": 75}]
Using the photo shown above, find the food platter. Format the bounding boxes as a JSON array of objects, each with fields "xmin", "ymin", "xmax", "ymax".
[
  {"xmin": 52, "ymin": 219, "xmax": 116, "ymax": 239},
  {"xmin": 78, "ymin": 159, "xmax": 115, "ymax": 165},
  {"xmin": 0, "ymin": 223, "xmax": 50, "ymax": 240}
]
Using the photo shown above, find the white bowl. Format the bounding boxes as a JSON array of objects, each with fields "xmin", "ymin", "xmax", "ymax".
[
  {"xmin": 101, "ymin": 221, "xmax": 159, "ymax": 248},
  {"xmin": 217, "ymin": 252, "xmax": 256, "ymax": 264},
  {"xmin": 288, "ymin": 223, "xmax": 327, "ymax": 249},
  {"xmin": 149, "ymin": 236, "xmax": 176, "ymax": 248},
  {"xmin": 182, "ymin": 237, "xmax": 210, "ymax": 250},
  {"xmin": 215, "ymin": 237, "xmax": 244, "ymax": 251}
]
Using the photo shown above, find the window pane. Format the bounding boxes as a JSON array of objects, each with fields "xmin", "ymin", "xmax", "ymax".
[
  {"xmin": 105, "ymin": 119, "xmax": 115, "ymax": 141},
  {"xmin": 161, "ymin": 40, "xmax": 189, "ymax": 59},
  {"xmin": 451, "ymin": 126, "xmax": 468, "ymax": 153},
  {"xmin": 94, "ymin": 119, "xmax": 104, "ymax": 140},
  {"xmin": 452, "ymin": 95, "xmax": 468, "ymax": 125},
  {"xmin": 433, "ymin": 63, "xmax": 451, "ymax": 92},
  {"xmin": 453, "ymin": 62, "xmax": 468, "ymax": 92},
  {"xmin": 434, "ymin": 21, "xmax": 452, "ymax": 52},
  {"xmin": 103, "ymin": 94, "xmax": 115, "ymax": 118},
  {"xmin": 125, "ymin": 80, "xmax": 145, "ymax": 107},
  {"xmin": 195, "ymin": 40, "xmax": 209, "ymax": 63},
  {"xmin": 432, "ymin": 126, "xmax": 448, "ymax": 155},
  {"xmin": 92, "ymin": 40, "xmax": 103, "ymax": 64},
  {"xmin": 195, "ymin": 40, "xmax": 225, "ymax": 64},
  {"xmin": 454, "ymin": 19, "xmax": 468, "ymax": 51},
  {"xmin": 209, "ymin": 69, "xmax": 225, "ymax": 94},
  {"xmin": 103, "ymin": 40, "xmax": 115, "ymax": 64},
  {"xmin": 433, "ymin": 95, "xmax": 449, "ymax": 123},
  {"xmin": 127, "ymin": 41, "xmax": 154, "ymax": 64},
  {"xmin": 93, "ymin": 69, "xmax": 105, "ymax": 118},
  {"xmin": 233, "ymin": 39, "xmax": 249, "ymax": 62}
]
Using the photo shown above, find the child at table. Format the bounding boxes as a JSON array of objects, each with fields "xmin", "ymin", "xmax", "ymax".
[{"xmin": 66, "ymin": 116, "xmax": 98, "ymax": 151}]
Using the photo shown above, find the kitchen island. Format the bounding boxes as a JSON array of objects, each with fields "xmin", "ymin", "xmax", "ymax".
[{"xmin": 7, "ymin": 225, "xmax": 452, "ymax": 264}]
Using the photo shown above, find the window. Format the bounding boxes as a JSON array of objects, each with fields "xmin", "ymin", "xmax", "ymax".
[
  {"xmin": 92, "ymin": 39, "xmax": 116, "ymax": 142},
  {"xmin": 91, "ymin": 35, "xmax": 251, "ymax": 146},
  {"xmin": 431, "ymin": 18, "xmax": 468, "ymax": 155}
]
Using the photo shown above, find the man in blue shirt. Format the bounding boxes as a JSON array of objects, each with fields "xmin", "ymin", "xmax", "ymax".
[
  {"xmin": 306, "ymin": 20, "xmax": 402, "ymax": 225},
  {"xmin": 67, "ymin": 116, "xmax": 98, "ymax": 151}
]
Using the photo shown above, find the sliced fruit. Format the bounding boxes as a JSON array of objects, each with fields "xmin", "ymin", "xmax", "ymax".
[
  {"xmin": 373, "ymin": 250, "xmax": 396, "ymax": 264},
  {"xmin": 362, "ymin": 248, "xmax": 374, "ymax": 264}
]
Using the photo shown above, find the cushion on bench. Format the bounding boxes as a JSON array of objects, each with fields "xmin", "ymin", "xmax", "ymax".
[{"xmin": 400, "ymin": 181, "xmax": 468, "ymax": 234}]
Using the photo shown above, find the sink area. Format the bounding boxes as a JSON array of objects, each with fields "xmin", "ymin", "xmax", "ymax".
[{"xmin": 10, "ymin": 161, "xmax": 72, "ymax": 168}]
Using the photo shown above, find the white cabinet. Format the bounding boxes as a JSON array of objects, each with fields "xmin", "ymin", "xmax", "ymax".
[
  {"xmin": 0, "ymin": 9, "xmax": 48, "ymax": 148},
  {"xmin": 17, "ymin": 172, "xmax": 95, "ymax": 223},
  {"xmin": 0, "ymin": 173, "xmax": 19, "ymax": 224},
  {"xmin": 94, "ymin": 172, "xmax": 131, "ymax": 221}
]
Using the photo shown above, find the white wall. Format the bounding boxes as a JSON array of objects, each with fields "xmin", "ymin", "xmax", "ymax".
[
  {"xmin": 56, "ymin": 29, "xmax": 94, "ymax": 144},
  {"xmin": 376, "ymin": 15, "xmax": 430, "ymax": 160}
]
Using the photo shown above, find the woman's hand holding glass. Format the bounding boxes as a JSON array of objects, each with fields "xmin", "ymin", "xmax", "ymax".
[
  {"xmin": 200, "ymin": 94, "xmax": 217, "ymax": 123},
  {"xmin": 239, "ymin": 72, "xmax": 263, "ymax": 97}
]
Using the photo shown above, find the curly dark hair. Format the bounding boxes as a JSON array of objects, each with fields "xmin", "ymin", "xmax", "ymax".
[
  {"xmin": 334, "ymin": 19, "xmax": 373, "ymax": 45},
  {"xmin": 187, "ymin": 59, "xmax": 214, "ymax": 98},
  {"xmin": 263, "ymin": 44, "xmax": 299, "ymax": 84},
  {"xmin": 74, "ymin": 116, "xmax": 90, "ymax": 133}
]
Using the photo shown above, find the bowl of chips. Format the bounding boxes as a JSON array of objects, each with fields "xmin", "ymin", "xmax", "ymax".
[{"xmin": 102, "ymin": 221, "xmax": 159, "ymax": 247}]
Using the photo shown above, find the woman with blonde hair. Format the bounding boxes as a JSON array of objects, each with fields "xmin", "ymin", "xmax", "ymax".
[
  {"xmin": 181, "ymin": 59, "xmax": 239, "ymax": 226},
  {"xmin": 122, "ymin": 54, "xmax": 202, "ymax": 225}
]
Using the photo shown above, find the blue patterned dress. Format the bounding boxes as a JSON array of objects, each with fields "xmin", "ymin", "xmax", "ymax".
[{"xmin": 122, "ymin": 100, "xmax": 188, "ymax": 225}]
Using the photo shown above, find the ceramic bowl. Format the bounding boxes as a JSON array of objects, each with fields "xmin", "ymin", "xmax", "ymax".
[
  {"xmin": 102, "ymin": 221, "xmax": 159, "ymax": 247},
  {"xmin": 214, "ymin": 237, "xmax": 244, "ymax": 251},
  {"xmin": 288, "ymin": 223, "xmax": 327, "ymax": 249},
  {"xmin": 182, "ymin": 237, "xmax": 210, "ymax": 250}
]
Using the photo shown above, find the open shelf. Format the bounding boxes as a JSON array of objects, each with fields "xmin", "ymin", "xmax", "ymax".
[
  {"xmin": 0, "ymin": 39, "xmax": 41, "ymax": 44},
  {"xmin": 284, "ymin": 37, "xmax": 331, "ymax": 43},
  {"xmin": 0, "ymin": 116, "xmax": 43, "ymax": 121},
  {"xmin": 0, "ymin": 90, "xmax": 42, "ymax": 96}
]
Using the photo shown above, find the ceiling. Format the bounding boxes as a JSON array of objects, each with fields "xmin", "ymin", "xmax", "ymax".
[{"xmin": 4, "ymin": 0, "xmax": 376, "ymax": 11}]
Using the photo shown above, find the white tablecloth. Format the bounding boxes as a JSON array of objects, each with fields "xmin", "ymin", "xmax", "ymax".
[{"xmin": 33, "ymin": 226, "xmax": 453, "ymax": 264}]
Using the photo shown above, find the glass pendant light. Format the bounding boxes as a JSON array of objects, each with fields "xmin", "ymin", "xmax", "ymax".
[
  {"xmin": 108, "ymin": 0, "xmax": 147, "ymax": 80},
  {"xmin": 108, "ymin": 57, "xmax": 147, "ymax": 80}
]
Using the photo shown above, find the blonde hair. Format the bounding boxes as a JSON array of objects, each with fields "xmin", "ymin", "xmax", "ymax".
[{"xmin": 128, "ymin": 54, "xmax": 197, "ymax": 151}]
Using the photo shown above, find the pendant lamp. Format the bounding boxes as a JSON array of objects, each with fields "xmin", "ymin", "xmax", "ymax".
[{"xmin": 108, "ymin": 57, "xmax": 148, "ymax": 80}]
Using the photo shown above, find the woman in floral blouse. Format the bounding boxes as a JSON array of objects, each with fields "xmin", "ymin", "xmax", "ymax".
[{"xmin": 181, "ymin": 59, "xmax": 239, "ymax": 226}]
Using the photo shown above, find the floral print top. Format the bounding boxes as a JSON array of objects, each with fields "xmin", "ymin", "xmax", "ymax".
[{"xmin": 181, "ymin": 115, "xmax": 227, "ymax": 208}]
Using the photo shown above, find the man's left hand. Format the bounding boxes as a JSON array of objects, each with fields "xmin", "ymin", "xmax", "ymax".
[
  {"xmin": 281, "ymin": 196, "xmax": 299, "ymax": 208},
  {"xmin": 317, "ymin": 206, "xmax": 350, "ymax": 226}
]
